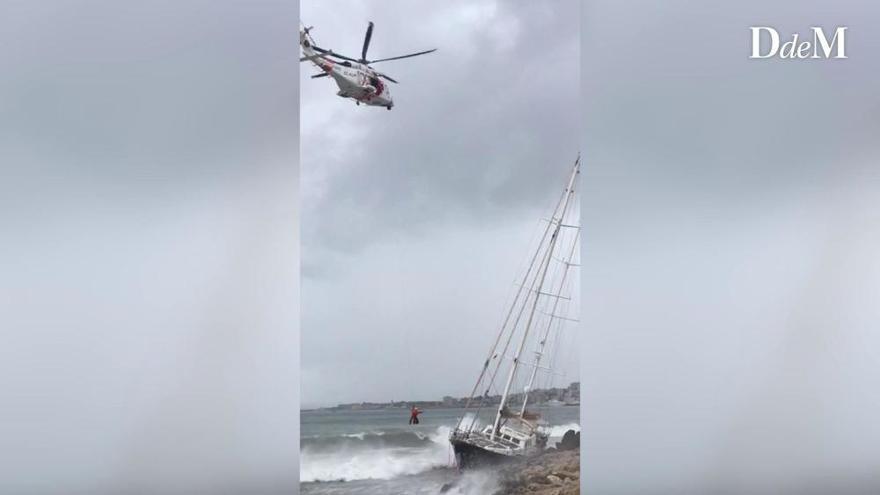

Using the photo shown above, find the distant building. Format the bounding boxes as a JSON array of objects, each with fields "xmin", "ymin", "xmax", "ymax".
[{"xmin": 320, "ymin": 382, "xmax": 580, "ymax": 411}]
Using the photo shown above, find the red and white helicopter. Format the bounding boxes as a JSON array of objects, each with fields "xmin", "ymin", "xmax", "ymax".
[{"xmin": 300, "ymin": 22, "xmax": 436, "ymax": 110}]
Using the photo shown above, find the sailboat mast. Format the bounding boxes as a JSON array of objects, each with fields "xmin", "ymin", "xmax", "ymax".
[
  {"xmin": 491, "ymin": 157, "xmax": 580, "ymax": 439},
  {"xmin": 520, "ymin": 229, "xmax": 578, "ymax": 415},
  {"xmin": 454, "ymin": 171, "xmax": 572, "ymax": 433}
]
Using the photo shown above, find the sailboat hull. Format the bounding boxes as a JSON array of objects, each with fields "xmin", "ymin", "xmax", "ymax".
[{"xmin": 450, "ymin": 438, "xmax": 515, "ymax": 469}]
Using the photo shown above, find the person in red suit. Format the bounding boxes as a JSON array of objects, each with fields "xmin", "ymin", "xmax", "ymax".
[{"xmin": 408, "ymin": 406, "xmax": 422, "ymax": 425}]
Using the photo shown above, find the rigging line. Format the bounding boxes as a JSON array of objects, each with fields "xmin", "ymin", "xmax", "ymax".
[
  {"xmin": 536, "ymin": 290, "xmax": 571, "ymax": 300},
  {"xmin": 463, "ymin": 157, "xmax": 579, "ymax": 433},
  {"xmin": 540, "ymin": 307, "xmax": 565, "ymax": 389},
  {"xmin": 462, "ymin": 226, "xmax": 551, "ymax": 402},
  {"xmin": 542, "ymin": 330, "xmax": 567, "ymax": 395},
  {"xmin": 521, "ymin": 208, "xmax": 580, "ymax": 415},
  {"xmin": 546, "ymin": 273, "xmax": 576, "ymax": 379},
  {"xmin": 551, "ymin": 327, "xmax": 578, "ymax": 395},
  {"xmin": 458, "ymin": 168, "xmax": 573, "ymax": 433},
  {"xmin": 539, "ymin": 310, "xmax": 579, "ymax": 323},
  {"xmin": 499, "ymin": 356, "xmax": 567, "ymax": 375},
  {"xmin": 552, "ymin": 256, "xmax": 572, "ymax": 265},
  {"xmin": 463, "ymin": 225, "xmax": 554, "ymax": 428},
  {"xmin": 483, "ymin": 222, "xmax": 564, "ymax": 392},
  {"xmin": 481, "ymin": 225, "xmax": 557, "ymax": 408},
  {"xmin": 544, "ymin": 197, "xmax": 579, "ymax": 376},
  {"xmin": 471, "ymin": 217, "xmax": 558, "ymax": 384},
  {"xmin": 468, "ymin": 162, "xmax": 577, "ymax": 422},
  {"xmin": 546, "ymin": 254, "xmax": 579, "ymax": 391},
  {"xmin": 546, "ymin": 294, "xmax": 578, "ymax": 393},
  {"xmin": 492, "ymin": 157, "xmax": 580, "ymax": 438},
  {"xmin": 541, "ymin": 314, "xmax": 567, "ymax": 391},
  {"xmin": 469, "ymin": 270, "xmax": 544, "ymax": 432},
  {"xmin": 470, "ymin": 268, "xmax": 544, "ymax": 430}
]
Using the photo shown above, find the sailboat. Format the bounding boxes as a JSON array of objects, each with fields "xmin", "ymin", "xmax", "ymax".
[{"xmin": 449, "ymin": 155, "xmax": 580, "ymax": 468}]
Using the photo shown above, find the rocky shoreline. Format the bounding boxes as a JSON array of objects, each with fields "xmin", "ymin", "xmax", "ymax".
[
  {"xmin": 491, "ymin": 448, "xmax": 580, "ymax": 495},
  {"xmin": 438, "ymin": 430, "xmax": 580, "ymax": 494}
]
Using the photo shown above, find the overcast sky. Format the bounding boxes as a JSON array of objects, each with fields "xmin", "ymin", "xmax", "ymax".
[
  {"xmin": 582, "ymin": 1, "xmax": 880, "ymax": 493},
  {"xmin": 5, "ymin": 0, "xmax": 879, "ymax": 492},
  {"xmin": 1, "ymin": 1, "xmax": 299, "ymax": 493},
  {"xmin": 300, "ymin": 0, "xmax": 580, "ymax": 408}
]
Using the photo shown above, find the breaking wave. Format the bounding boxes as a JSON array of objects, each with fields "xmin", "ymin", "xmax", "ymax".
[
  {"xmin": 300, "ymin": 421, "xmax": 581, "ymax": 483},
  {"xmin": 300, "ymin": 425, "xmax": 454, "ymax": 482},
  {"xmin": 301, "ymin": 430, "xmax": 436, "ymax": 452},
  {"xmin": 548, "ymin": 422, "xmax": 581, "ymax": 440}
]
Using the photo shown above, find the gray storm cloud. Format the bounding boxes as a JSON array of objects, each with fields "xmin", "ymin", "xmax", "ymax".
[
  {"xmin": 582, "ymin": 0, "xmax": 880, "ymax": 493},
  {"xmin": 1, "ymin": 1, "xmax": 300, "ymax": 493},
  {"xmin": 299, "ymin": 0, "xmax": 581, "ymax": 408}
]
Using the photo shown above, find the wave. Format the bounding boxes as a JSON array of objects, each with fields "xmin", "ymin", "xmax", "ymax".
[
  {"xmin": 548, "ymin": 422, "xmax": 581, "ymax": 440},
  {"xmin": 300, "ymin": 425, "xmax": 454, "ymax": 482},
  {"xmin": 301, "ymin": 421, "xmax": 581, "ymax": 483},
  {"xmin": 301, "ymin": 430, "xmax": 436, "ymax": 452}
]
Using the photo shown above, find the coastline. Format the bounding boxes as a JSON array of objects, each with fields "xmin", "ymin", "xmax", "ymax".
[
  {"xmin": 300, "ymin": 407, "xmax": 580, "ymax": 494},
  {"xmin": 491, "ymin": 449, "xmax": 580, "ymax": 495},
  {"xmin": 303, "ymin": 382, "xmax": 581, "ymax": 413}
]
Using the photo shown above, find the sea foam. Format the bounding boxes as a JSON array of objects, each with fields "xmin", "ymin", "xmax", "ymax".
[{"xmin": 300, "ymin": 425, "xmax": 454, "ymax": 482}]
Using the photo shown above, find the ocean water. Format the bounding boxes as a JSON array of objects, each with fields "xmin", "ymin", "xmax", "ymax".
[{"xmin": 300, "ymin": 406, "xmax": 579, "ymax": 495}]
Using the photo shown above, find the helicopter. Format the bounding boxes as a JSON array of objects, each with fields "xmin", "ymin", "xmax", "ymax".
[{"xmin": 300, "ymin": 22, "xmax": 436, "ymax": 110}]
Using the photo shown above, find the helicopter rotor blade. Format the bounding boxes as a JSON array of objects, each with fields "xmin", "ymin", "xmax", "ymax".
[
  {"xmin": 368, "ymin": 48, "xmax": 437, "ymax": 64},
  {"xmin": 378, "ymin": 73, "xmax": 398, "ymax": 83},
  {"xmin": 311, "ymin": 46, "xmax": 359, "ymax": 63},
  {"xmin": 301, "ymin": 52, "xmax": 327, "ymax": 64},
  {"xmin": 361, "ymin": 21, "xmax": 374, "ymax": 62}
]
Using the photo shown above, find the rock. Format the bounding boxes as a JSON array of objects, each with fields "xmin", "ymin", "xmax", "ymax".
[
  {"xmin": 557, "ymin": 469, "xmax": 578, "ymax": 479},
  {"xmin": 491, "ymin": 449, "xmax": 580, "ymax": 494},
  {"xmin": 555, "ymin": 429, "xmax": 580, "ymax": 451}
]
